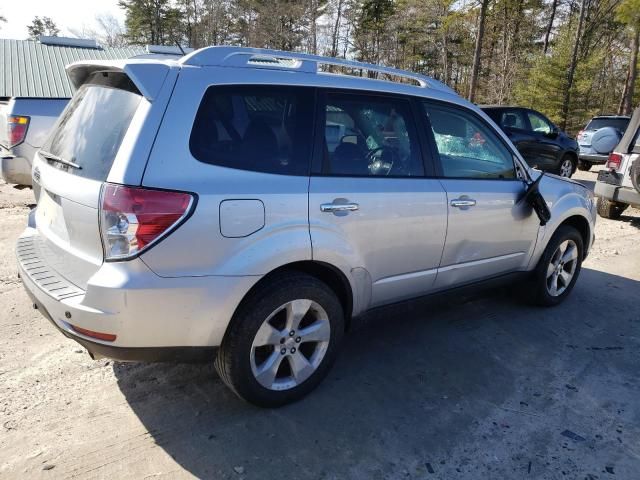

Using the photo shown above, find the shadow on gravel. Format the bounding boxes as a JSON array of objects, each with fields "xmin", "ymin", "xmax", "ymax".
[
  {"xmin": 617, "ymin": 214, "xmax": 640, "ymax": 229},
  {"xmin": 114, "ymin": 268, "xmax": 640, "ymax": 479}
]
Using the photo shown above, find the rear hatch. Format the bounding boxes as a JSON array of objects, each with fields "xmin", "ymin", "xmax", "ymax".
[
  {"xmin": 577, "ymin": 130, "xmax": 594, "ymax": 147},
  {"xmin": 32, "ymin": 70, "xmax": 145, "ymax": 289},
  {"xmin": 579, "ymin": 117, "xmax": 630, "ymax": 147}
]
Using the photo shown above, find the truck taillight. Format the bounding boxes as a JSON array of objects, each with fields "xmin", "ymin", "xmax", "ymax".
[
  {"xmin": 606, "ymin": 152, "xmax": 623, "ymax": 171},
  {"xmin": 100, "ymin": 183, "xmax": 194, "ymax": 261},
  {"xmin": 7, "ymin": 115, "xmax": 30, "ymax": 148}
]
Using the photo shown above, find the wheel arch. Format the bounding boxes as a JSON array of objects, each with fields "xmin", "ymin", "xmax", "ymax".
[
  {"xmin": 556, "ymin": 214, "xmax": 591, "ymax": 259},
  {"xmin": 232, "ymin": 261, "xmax": 355, "ymax": 332}
]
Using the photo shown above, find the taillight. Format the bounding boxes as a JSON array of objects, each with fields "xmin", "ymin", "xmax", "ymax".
[
  {"xmin": 100, "ymin": 183, "xmax": 194, "ymax": 261},
  {"xmin": 606, "ymin": 152, "xmax": 623, "ymax": 171},
  {"xmin": 577, "ymin": 129, "xmax": 584, "ymax": 140},
  {"xmin": 7, "ymin": 115, "xmax": 30, "ymax": 148}
]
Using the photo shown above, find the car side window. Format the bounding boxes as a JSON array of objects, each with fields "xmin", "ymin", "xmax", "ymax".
[
  {"xmin": 500, "ymin": 110, "xmax": 527, "ymax": 130},
  {"xmin": 527, "ymin": 111, "xmax": 553, "ymax": 134},
  {"xmin": 189, "ymin": 85, "xmax": 314, "ymax": 175},
  {"xmin": 321, "ymin": 93, "xmax": 424, "ymax": 177},
  {"xmin": 422, "ymin": 103, "xmax": 516, "ymax": 179}
]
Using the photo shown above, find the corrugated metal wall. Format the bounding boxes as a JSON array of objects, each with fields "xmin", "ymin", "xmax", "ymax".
[{"xmin": 0, "ymin": 40, "xmax": 145, "ymax": 98}]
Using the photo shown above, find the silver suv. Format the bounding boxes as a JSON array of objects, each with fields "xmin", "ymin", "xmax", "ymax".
[{"xmin": 17, "ymin": 47, "xmax": 596, "ymax": 406}]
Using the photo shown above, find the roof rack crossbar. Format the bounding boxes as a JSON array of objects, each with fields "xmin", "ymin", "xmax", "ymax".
[{"xmin": 181, "ymin": 46, "xmax": 453, "ymax": 92}]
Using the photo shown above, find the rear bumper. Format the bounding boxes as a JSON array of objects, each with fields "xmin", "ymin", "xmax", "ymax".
[
  {"xmin": 0, "ymin": 154, "xmax": 32, "ymax": 186},
  {"xmin": 24, "ymin": 285, "xmax": 215, "ymax": 362},
  {"xmin": 17, "ymin": 227, "xmax": 260, "ymax": 360},
  {"xmin": 578, "ymin": 153, "xmax": 608, "ymax": 164},
  {"xmin": 595, "ymin": 180, "xmax": 640, "ymax": 207}
]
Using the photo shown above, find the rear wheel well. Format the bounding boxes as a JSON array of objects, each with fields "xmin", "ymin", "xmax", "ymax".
[
  {"xmin": 243, "ymin": 261, "xmax": 353, "ymax": 330},
  {"xmin": 558, "ymin": 215, "xmax": 590, "ymax": 258}
]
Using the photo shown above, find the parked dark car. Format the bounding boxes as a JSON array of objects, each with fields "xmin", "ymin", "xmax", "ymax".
[
  {"xmin": 576, "ymin": 115, "xmax": 630, "ymax": 171},
  {"xmin": 482, "ymin": 106, "xmax": 579, "ymax": 177}
]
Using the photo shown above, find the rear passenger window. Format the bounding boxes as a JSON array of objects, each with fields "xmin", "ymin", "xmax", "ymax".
[
  {"xmin": 422, "ymin": 103, "xmax": 516, "ymax": 179},
  {"xmin": 190, "ymin": 86, "xmax": 314, "ymax": 175},
  {"xmin": 499, "ymin": 110, "xmax": 527, "ymax": 130},
  {"xmin": 322, "ymin": 93, "xmax": 424, "ymax": 177}
]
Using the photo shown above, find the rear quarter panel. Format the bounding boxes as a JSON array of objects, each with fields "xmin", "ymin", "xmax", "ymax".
[{"xmin": 139, "ymin": 66, "xmax": 313, "ymax": 278}]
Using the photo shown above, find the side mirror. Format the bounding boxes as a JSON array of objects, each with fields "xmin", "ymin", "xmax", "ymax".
[
  {"xmin": 518, "ymin": 173, "xmax": 551, "ymax": 225},
  {"xmin": 546, "ymin": 127, "xmax": 560, "ymax": 139}
]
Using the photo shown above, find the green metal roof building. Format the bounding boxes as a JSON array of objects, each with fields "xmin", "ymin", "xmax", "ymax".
[{"xmin": 0, "ymin": 36, "xmax": 145, "ymax": 98}]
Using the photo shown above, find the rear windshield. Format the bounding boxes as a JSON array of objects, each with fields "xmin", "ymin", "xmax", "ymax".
[
  {"xmin": 586, "ymin": 117, "xmax": 629, "ymax": 132},
  {"xmin": 42, "ymin": 71, "xmax": 142, "ymax": 181}
]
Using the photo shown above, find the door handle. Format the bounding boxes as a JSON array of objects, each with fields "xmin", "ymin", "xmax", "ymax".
[
  {"xmin": 320, "ymin": 202, "xmax": 359, "ymax": 213},
  {"xmin": 450, "ymin": 198, "xmax": 476, "ymax": 208}
]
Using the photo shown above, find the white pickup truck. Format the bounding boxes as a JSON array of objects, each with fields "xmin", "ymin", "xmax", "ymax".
[{"xmin": 0, "ymin": 97, "xmax": 68, "ymax": 187}]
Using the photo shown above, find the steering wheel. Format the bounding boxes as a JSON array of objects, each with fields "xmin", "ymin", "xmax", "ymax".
[{"xmin": 366, "ymin": 146, "xmax": 395, "ymax": 175}]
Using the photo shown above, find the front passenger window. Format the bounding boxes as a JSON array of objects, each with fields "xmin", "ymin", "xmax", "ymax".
[
  {"xmin": 422, "ymin": 103, "xmax": 516, "ymax": 179},
  {"xmin": 527, "ymin": 112, "xmax": 553, "ymax": 134}
]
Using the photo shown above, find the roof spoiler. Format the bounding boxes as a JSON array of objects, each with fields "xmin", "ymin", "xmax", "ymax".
[{"xmin": 66, "ymin": 60, "xmax": 171, "ymax": 101}]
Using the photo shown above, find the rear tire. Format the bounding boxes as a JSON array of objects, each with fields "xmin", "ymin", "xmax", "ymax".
[
  {"xmin": 215, "ymin": 272, "xmax": 344, "ymax": 407},
  {"xmin": 630, "ymin": 158, "xmax": 640, "ymax": 194},
  {"xmin": 596, "ymin": 197, "xmax": 628, "ymax": 219},
  {"xmin": 577, "ymin": 160, "xmax": 592, "ymax": 171},
  {"xmin": 521, "ymin": 225, "xmax": 583, "ymax": 307},
  {"xmin": 557, "ymin": 155, "xmax": 576, "ymax": 178}
]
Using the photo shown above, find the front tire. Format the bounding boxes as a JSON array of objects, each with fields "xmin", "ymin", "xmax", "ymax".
[
  {"xmin": 596, "ymin": 197, "xmax": 628, "ymax": 219},
  {"xmin": 524, "ymin": 225, "xmax": 583, "ymax": 306},
  {"xmin": 215, "ymin": 272, "xmax": 344, "ymax": 407}
]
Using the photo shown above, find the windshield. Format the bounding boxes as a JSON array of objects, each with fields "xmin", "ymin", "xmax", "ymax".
[
  {"xmin": 586, "ymin": 118, "xmax": 629, "ymax": 132},
  {"xmin": 42, "ymin": 72, "xmax": 142, "ymax": 181}
]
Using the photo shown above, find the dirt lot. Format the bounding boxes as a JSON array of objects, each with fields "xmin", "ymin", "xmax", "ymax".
[{"xmin": 1, "ymin": 170, "xmax": 639, "ymax": 480}]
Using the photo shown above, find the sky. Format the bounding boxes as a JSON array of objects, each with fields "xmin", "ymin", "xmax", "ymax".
[{"xmin": 0, "ymin": 0, "xmax": 125, "ymax": 40}]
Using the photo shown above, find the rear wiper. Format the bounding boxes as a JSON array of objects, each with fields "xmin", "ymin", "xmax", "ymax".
[{"xmin": 39, "ymin": 150, "xmax": 82, "ymax": 169}]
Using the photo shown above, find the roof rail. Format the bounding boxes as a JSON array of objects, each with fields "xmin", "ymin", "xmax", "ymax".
[{"xmin": 181, "ymin": 46, "xmax": 454, "ymax": 93}]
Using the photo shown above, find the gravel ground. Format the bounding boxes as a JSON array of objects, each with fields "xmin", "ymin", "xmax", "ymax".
[{"xmin": 1, "ymin": 170, "xmax": 639, "ymax": 480}]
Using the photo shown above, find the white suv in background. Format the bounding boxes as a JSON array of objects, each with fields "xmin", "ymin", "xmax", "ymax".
[{"xmin": 595, "ymin": 107, "xmax": 640, "ymax": 218}]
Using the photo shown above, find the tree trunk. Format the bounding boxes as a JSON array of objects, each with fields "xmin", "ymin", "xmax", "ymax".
[
  {"xmin": 543, "ymin": 0, "xmax": 559, "ymax": 54},
  {"xmin": 310, "ymin": 0, "xmax": 318, "ymax": 55},
  {"xmin": 560, "ymin": 0, "xmax": 586, "ymax": 131},
  {"xmin": 622, "ymin": 27, "xmax": 639, "ymax": 115},
  {"xmin": 618, "ymin": 67, "xmax": 631, "ymax": 115},
  {"xmin": 331, "ymin": 0, "xmax": 343, "ymax": 58},
  {"xmin": 468, "ymin": 0, "xmax": 490, "ymax": 102}
]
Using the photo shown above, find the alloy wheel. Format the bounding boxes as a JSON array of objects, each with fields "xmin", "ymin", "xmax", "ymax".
[
  {"xmin": 559, "ymin": 159, "xmax": 573, "ymax": 177},
  {"xmin": 250, "ymin": 299, "xmax": 331, "ymax": 391},
  {"xmin": 546, "ymin": 239, "xmax": 578, "ymax": 296}
]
